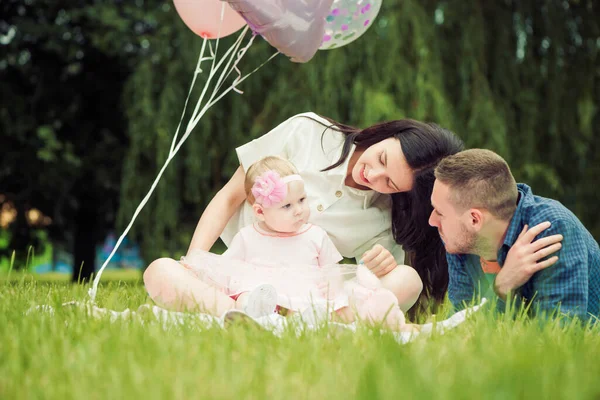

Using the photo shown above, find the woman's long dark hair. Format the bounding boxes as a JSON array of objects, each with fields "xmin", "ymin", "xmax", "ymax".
[{"xmin": 305, "ymin": 115, "xmax": 464, "ymax": 315}]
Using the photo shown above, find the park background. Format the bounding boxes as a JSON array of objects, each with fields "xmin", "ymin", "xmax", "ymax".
[
  {"xmin": 2, "ymin": 0, "xmax": 599, "ymax": 282},
  {"xmin": 2, "ymin": 2, "xmax": 600, "ymax": 399}
]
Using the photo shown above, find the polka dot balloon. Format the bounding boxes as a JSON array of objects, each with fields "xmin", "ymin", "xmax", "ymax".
[{"xmin": 319, "ymin": 0, "xmax": 383, "ymax": 50}]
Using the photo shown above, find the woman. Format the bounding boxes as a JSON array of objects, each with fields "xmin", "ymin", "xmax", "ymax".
[{"xmin": 143, "ymin": 112, "xmax": 464, "ymax": 317}]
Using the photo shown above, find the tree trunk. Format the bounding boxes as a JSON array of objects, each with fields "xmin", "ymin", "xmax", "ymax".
[
  {"xmin": 7, "ymin": 202, "xmax": 34, "ymax": 269},
  {"xmin": 72, "ymin": 201, "xmax": 97, "ymax": 283}
]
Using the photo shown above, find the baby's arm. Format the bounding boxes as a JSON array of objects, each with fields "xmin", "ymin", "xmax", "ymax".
[
  {"xmin": 317, "ymin": 228, "xmax": 344, "ymax": 267},
  {"xmin": 315, "ymin": 229, "xmax": 344, "ymax": 298},
  {"xmin": 222, "ymin": 231, "xmax": 246, "ymax": 261}
]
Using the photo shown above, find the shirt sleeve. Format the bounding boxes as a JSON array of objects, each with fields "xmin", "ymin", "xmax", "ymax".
[
  {"xmin": 222, "ymin": 231, "xmax": 246, "ymax": 261},
  {"xmin": 317, "ymin": 228, "xmax": 344, "ymax": 266},
  {"xmin": 235, "ymin": 113, "xmax": 316, "ymax": 172},
  {"xmin": 448, "ymin": 254, "xmax": 476, "ymax": 311},
  {"xmin": 526, "ymin": 219, "xmax": 590, "ymax": 320},
  {"xmin": 351, "ymin": 229, "xmax": 406, "ymax": 266}
]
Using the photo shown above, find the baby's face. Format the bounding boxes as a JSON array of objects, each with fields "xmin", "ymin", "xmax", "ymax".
[{"xmin": 261, "ymin": 181, "xmax": 310, "ymax": 233}]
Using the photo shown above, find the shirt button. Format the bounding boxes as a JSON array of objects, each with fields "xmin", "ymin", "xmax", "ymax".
[
  {"xmin": 317, "ymin": 204, "xmax": 324, "ymax": 212},
  {"xmin": 335, "ymin": 191, "xmax": 343, "ymax": 198}
]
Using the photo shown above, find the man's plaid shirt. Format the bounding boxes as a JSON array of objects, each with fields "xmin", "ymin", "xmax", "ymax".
[{"xmin": 447, "ymin": 184, "xmax": 600, "ymax": 321}]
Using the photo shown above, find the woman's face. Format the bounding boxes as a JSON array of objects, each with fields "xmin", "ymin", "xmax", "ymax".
[{"xmin": 350, "ymin": 138, "xmax": 414, "ymax": 194}]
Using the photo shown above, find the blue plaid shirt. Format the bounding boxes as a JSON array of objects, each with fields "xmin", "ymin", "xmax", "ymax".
[{"xmin": 447, "ymin": 183, "xmax": 600, "ymax": 321}]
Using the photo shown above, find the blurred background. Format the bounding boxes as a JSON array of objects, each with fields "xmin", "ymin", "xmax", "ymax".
[{"xmin": 1, "ymin": 0, "xmax": 599, "ymax": 283}]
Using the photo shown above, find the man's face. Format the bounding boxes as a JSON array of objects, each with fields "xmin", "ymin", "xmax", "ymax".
[{"xmin": 429, "ymin": 180, "xmax": 478, "ymax": 254}]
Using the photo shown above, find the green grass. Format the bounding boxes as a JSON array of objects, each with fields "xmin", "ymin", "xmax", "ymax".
[
  {"xmin": 2, "ymin": 275, "xmax": 600, "ymax": 400},
  {"xmin": 0, "ymin": 230, "xmax": 53, "ymax": 272},
  {"xmin": 0, "ymin": 268, "xmax": 142, "ymax": 283}
]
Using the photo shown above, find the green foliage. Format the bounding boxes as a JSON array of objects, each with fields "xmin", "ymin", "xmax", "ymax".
[
  {"xmin": 115, "ymin": 0, "xmax": 600, "ymax": 262},
  {"xmin": 2, "ymin": 0, "xmax": 599, "ymax": 266},
  {"xmin": 0, "ymin": 0, "xmax": 133, "ymax": 274}
]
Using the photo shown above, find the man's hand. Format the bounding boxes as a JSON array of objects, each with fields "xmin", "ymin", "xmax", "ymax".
[
  {"xmin": 494, "ymin": 221, "xmax": 563, "ymax": 300},
  {"xmin": 360, "ymin": 244, "xmax": 397, "ymax": 278}
]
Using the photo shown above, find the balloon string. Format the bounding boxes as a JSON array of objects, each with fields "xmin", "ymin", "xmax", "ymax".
[
  {"xmin": 205, "ymin": 51, "xmax": 279, "ymax": 110},
  {"xmin": 89, "ymin": 32, "xmax": 238, "ymax": 303},
  {"xmin": 184, "ymin": 27, "xmax": 248, "ymax": 138},
  {"xmin": 202, "ymin": 26, "xmax": 249, "ymax": 106},
  {"xmin": 89, "ymin": 29, "xmax": 277, "ymax": 304},
  {"xmin": 216, "ymin": 2, "xmax": 225, "ymax": 41},
  {"xmin": 228, "ymin": 35, "xmax": 255, "ymax": 94},
  {"xmin": 182, "ymin": 36, "xmax": 275, "ymax": 150},
  {"xmin": 89, "ymin": 147, "xmax": 178, "ymax": 302},
  {"xmin": 197, "ymin": 41, "xmax": 215, "ymax": 73},
  {"xmin": 169, "ymin": 37, "xmax": 208, "ymax": 155}
]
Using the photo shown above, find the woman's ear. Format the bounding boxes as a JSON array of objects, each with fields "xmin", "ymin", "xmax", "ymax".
[{"xmin": 252, "ymin": 203, "xmax": 266, "ymax": 222}]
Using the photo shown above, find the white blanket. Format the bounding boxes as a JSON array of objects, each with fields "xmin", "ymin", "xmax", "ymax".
[{"xmin": 26, "ymin": 298, "xmax": 487, "ymax": 344}]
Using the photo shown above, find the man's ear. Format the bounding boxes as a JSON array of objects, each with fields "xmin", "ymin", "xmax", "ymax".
[
  {"xmin": 252, "ymin": 203, "xmax": 266, "ymax": 222},
  {"xmin": 468, "ymin": 208, "xmax": 485, "ymax": 231}
]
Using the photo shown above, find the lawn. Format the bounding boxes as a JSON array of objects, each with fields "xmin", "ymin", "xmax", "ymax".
[{"xmin": 1, "ymin": 272, "xmax": 600, "ymax": 399}]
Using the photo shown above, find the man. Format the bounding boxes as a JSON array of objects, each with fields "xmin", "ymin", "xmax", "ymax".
[{"xmin": 429, "ymin": 149, "xmax": 600, "ymax": 320}]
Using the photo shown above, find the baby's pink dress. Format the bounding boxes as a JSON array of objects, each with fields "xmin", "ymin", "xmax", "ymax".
[
  {"xmin": 184, "ymin": 223, "xmax": 350, "ymax": 311},
  {"xmin": 224, "ymin": 223, "xmax": 342, "ymax": 267}
]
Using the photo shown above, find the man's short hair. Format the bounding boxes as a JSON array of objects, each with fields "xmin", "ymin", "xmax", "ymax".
[{"xmin": 434, "ymin": 149, "xmax": 518, "ymax": 221}]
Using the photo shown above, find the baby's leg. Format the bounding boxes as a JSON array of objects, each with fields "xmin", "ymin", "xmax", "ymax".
[
  {"xmin": 334, "ymin": 306, "xmax": 419, "ymax": 332},
  {"xmin": 379, "ymin": 264, "xmax": 423, "ymax": 312},
  {"xmin": 399, "ymin": 324, "xmax": 421, "ymax": 333},
  {"xmin": 232, "ymin": 292, "xmax": 249, "ymax": 309},
  {"xmin": 232, "ymin": 284, "xmax": 278, "ymax": 318},
  {"xmin": 342, "ymin": 283, "xmax": 409, "ymax": 330},
  {"xmin": 332, "ymin": 306, "xmax": 356, "ymax": 324},
  {"xmin": 144, "ymin": 257, "xmax": 236, "ymax": 315}
]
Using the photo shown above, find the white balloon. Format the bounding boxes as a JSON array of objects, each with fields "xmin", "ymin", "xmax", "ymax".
[{"xmin": 319, "ymin": 0, "xmax": 383, "ymax": 50}]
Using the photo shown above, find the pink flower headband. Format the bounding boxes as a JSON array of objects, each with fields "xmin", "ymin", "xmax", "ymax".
[{"xmin": 251, "ymin": 170, "xmax": 303, "ymax": 208}]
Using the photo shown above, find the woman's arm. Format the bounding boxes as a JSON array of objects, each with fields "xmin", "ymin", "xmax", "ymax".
[{"xmin": 187, "ymin": 166, "xmax": 247, "ymax": 255}]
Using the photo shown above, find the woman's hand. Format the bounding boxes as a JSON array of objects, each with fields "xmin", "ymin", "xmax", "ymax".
[{"xmin": 360, "ymin": 244, "xmax": 397, "ymax": 278}]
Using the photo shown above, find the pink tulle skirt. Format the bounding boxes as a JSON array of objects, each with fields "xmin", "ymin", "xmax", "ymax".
[{"xmin": 181, "ymin": 249, "xmax": 358, "ymax": 312}]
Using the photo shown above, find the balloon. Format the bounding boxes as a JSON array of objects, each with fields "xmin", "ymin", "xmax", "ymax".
[
  {"xmin": 173, "ymin": 0, "xmax": 247, "ymax": 39},
  {"xmin": 223, "ymin": 0, "xmax": 334, "ymax": 63},
  {"xmin": 319, "ymin": 0, "xmax": 382, "ymax": 50}
]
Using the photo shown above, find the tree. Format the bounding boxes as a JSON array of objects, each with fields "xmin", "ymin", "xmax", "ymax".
[
  {"xmin": 1, "ymin": 0, "xmax": 598, "ymax": 290},
  {"xmin": 0, "ymin": 0, "xmax": 135, "ymax": 280},
  {"xmin": 117, "ymin": 0, "xmax": 599, "ymax": 267}
]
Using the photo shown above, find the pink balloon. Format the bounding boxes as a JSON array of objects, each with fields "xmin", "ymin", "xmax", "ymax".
[
  {"xmin": 224, "ymin": 0, "xmax": 334, "ymax": 63},
  {"xmin": 173, "ymin": 0, "xmax": 247, "ymax": 39}
]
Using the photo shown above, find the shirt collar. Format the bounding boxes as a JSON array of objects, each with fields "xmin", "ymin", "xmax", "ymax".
[
  {"xmin": 325, "ymin": 142, "xmax": 381, "ymax": 208},
  {"xmin": 502, "ymin": 183, "xmax": 532, "ymax": 247}
]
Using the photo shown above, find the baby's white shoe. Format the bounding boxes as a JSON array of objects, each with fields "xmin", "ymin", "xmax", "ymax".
[{"xmin": 243, "ymin": 284, "xmax": 278, "ymax": 318}]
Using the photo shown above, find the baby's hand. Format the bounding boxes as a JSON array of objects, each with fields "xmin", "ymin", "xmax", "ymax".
[
  {"xmin": 360, "ymin": 244, "xmax": 397, "ymax": 278},
  {"xmin": 315, "ymin": 281, "xmax": 336, "ymax": 299},
  {"xmin": 179, "ymin": 257, "xmax": 193, "ymax": 270}
]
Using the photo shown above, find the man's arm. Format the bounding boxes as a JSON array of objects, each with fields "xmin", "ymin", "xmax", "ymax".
[
  {"xmin": 448, "ymin": 254, "xmax": 476, "ymax": 311},
  {"xmin": 527, "ymin": 219, "xmax": 589, "ymax": 319}
]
